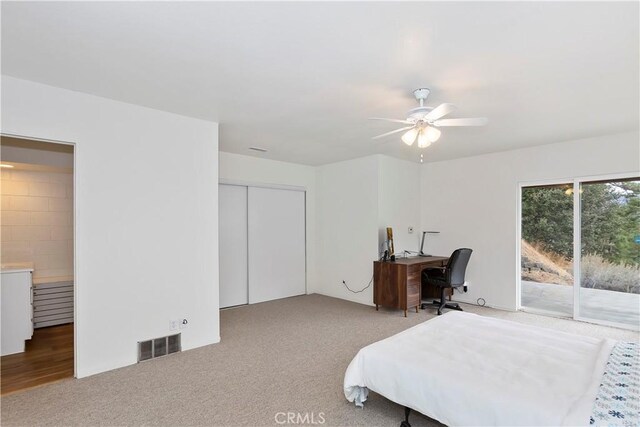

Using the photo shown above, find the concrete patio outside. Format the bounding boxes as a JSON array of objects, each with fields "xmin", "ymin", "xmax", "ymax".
[{"xmin": 521, "ymin": 280, "xmax": 640, "ymax": 327}]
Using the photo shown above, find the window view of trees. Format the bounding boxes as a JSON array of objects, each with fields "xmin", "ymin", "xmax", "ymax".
[{"xmin": 521, "ymin": 180, "xmax": 640, "ymax": 294}]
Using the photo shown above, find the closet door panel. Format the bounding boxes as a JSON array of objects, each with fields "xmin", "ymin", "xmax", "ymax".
[
  {"xmin": 219, "ymin": 184, "xmax": 248, "ymax": 308},
  {"xmin": 248, "ymin": 187, "xmax": 305, "ymax": 304}
]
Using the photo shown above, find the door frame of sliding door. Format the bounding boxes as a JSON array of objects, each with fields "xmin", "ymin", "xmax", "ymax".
[
  {"xmin": 572, "ymin": 171, "xmax": 640, "ymax": 331},
  {"xmin": 518, "ymin": 171, "xmax": 640, "ymax": 331},
  {"xmin": 517, "ymin": 177, "xmax": 575, "ymax": 317}
]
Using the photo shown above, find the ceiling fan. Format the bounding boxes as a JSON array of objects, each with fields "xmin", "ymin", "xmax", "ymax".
[{"xmin": 370, "ymin": 88, "xmax": 487, "ymax": 148}]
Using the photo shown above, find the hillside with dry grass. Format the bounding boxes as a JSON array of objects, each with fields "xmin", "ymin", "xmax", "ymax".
[
  {"xmin": 521, "ymin": 240, "xmax": 640, "ymax": 294},
  {"xmin": 521, "ymin": 240, "xmax": 573, "ymax": 285}
]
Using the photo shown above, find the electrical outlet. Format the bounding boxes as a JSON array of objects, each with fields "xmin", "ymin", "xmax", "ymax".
[
  {"xmin": 169, "ymin": 319, "xmax": 180, "ymax": 331},
  {"xmin": 180, "ymin": 318, "xmax": 189, "ymax": 329},
  {"xmin": 408, "ymin": 226, "xmax": 414, "ymax": 234}
]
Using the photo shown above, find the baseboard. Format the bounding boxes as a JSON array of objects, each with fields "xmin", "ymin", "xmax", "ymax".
[
  {"xmin": 313, "ymin": 290, "xmax": 517, "ymax": 313},
  {"xmin": 448, "ymin": 297, "xmax": 517, "ymax": 312}
]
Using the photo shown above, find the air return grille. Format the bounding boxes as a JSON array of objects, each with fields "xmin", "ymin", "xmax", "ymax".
[{"xmin": 138, "ymin": 333, "xmax": 181, "ymax": 362}]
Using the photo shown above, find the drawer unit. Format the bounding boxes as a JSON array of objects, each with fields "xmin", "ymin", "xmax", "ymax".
[
  {"xmin": 407, "ymin": 281, "xmax": 421, "ymax": 308},
  {"xmin": 373, "ymin": 256, "xmax": 450, "ymax": 317},
  {"xmin": 407, "ymin": 270, "xmax": 421, "ymax": 285},
  {"xmin": 33, "ymin": 281, "xmax": 74, "ymax": 328}
]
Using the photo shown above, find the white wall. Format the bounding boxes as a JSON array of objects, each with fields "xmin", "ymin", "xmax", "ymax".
[
  {"xmin": 310, "ymin": 155, "xmax": 423, "ymax": 306},
  {"xmin": 218, "ymin": 152, "xmax": 318, "ymax": 293},
  {"xmin": 420, "ymin": 131, "xmax": 640, "ymax": 311},
  {"xmin": 220, "ymin": 153, "xmax": 423, "ymax": 306},
  {"xmin": 1, "ymin": 166, "xmax": 74, "ymax": 282},
  {"xmin": 1, "ymin": 76, "xmax": 219, "ymax": 378},
  {"xmin": 378, "ymin": 156, "xmax": 421, "ymax": 255},
  {"xmin": 315, "ymin": 156, "xmax": 379, "ymax": 305}
]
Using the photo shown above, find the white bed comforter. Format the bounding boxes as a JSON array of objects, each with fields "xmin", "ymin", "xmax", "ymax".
[{"xmin": 344, "ymin": 311, "xmax": 614, "ymax": 426}]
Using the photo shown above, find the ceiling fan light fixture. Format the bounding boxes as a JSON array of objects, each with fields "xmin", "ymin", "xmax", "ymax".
[
  {"xmin": 401, "ymin": 128, "xmax": 419, "ymax": 146},
  {"xmin": 417, "ymin": 130, "xmax": 432, "ymax": 148},
  {"xmin": 369, "ymin": 88, "xmax": 486, "ymax": 146},
  {"xmin": 425, "ymin": 126, "xmax": 441, "ymax": 143}
]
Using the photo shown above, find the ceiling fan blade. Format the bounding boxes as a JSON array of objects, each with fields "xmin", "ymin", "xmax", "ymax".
[
  {"xmin": 425, "ymin": 103, "xmax": 456, "ymax": 121},
  {"xmin": 433, "ymin": 117, "xmax": 488, "ymax": 127},
  {"xmin": 368, "ymin": 117, "xmax": 414, "ymax": 125},
  {"xmin": 372, "ymin": 125, "xmax": 415, "ymax": 140}
]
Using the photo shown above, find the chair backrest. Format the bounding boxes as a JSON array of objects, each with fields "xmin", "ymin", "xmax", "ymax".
[{"xmin": 446, "ymin": 248, "xmax": 473, "ymax": 286}]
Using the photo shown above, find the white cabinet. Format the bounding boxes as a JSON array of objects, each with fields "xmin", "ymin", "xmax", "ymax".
[{"xmin": 1, "ymin": 268, "xmax": 34, "ymax": 356}]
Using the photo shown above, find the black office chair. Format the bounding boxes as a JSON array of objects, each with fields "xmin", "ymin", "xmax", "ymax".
[{"xmin": 420, "ymin": 248, "xmax": 473, "ymax": 315}]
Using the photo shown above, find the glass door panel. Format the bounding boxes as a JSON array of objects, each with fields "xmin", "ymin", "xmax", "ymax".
[
  {"xmin": 521, "ymin": 184, "xmax": 574, "ymax": 316},
  {"xmin": 579, "ymin": 179, "xmax": 640, "ymax": 327}
]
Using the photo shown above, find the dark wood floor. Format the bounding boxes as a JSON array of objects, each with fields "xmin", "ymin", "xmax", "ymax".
[{"xmin": 1, "ymin": 323, "xmax": 74, "ymax": 395}]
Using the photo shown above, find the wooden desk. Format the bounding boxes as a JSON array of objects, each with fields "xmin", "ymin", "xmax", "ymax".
[{"xmin": 373, "ymin": 256, "xmax": 449, "ymax": 317}]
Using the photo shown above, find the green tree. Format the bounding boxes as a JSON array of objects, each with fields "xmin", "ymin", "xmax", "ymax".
[
  {"xmin": 522, "ymin": 185, "xmax": 573, "ymax": 259},
  {"xmin": 581, "ymin": 183, "xmax": 621, "ymax": 261},
  {"xmin": 522, "ymin": 181, "xmax": 640, "ymax": 267},
  {"xmin": 602, "ymin": 181, "xmax": 640, "ymax": 266}
]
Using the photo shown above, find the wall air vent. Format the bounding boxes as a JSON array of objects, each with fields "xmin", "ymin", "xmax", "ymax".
[
  {"xmin": 138, "ymin": 333, "xmax": 181, "ymax": 362},
  {"xmin": 249, "ymin": 147, "xmax": 268, "ymax": 153}
]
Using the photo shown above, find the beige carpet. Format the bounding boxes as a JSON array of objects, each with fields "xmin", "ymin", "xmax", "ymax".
[{"xmin": 1, "ymin": 294, "xmax": 638, "ymax": 427}]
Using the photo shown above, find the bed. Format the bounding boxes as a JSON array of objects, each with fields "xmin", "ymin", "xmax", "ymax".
[{"xmin": 344, "ymin": 311, "xmax": 639, "ymax": 426}]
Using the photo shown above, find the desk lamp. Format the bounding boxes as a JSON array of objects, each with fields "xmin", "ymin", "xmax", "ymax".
[{"xmin": 418, "ymin": 231, "xmax": 440, "ymax": 257}]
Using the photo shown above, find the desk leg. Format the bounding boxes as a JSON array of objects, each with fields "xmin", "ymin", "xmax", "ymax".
[
  {"xmin": 403, "ymin": 309, "xmax": 407, "ymax": 317},
  {"xmin": 375, "ymin": 304, "xmax": 378, "ymax": 311},
  {"xmin": 415, "ymin": 306, "xmax": 419, "ymax": 313}
]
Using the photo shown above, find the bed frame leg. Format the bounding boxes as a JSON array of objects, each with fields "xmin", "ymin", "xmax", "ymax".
[{"xmin": 400, "ymin": 406, "xmax": 411, "ymax": 427}]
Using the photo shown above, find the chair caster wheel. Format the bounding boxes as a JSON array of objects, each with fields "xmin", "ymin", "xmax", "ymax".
[{"xmin": 400, "ymin": 421, "xmax": 411, "ymax": 427}]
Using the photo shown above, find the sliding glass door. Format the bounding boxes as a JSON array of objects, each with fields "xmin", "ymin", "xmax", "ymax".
[
  {"xmin": 520, "ymin": 176, "xmax": 640, "ymax": 330},
  {"xmin": 577, "ymin": 179, "xmax": 640, "ymax": 328},
  {"xmin": 520, "ymin": 184, "xmax": 574, "ymax": 317}
]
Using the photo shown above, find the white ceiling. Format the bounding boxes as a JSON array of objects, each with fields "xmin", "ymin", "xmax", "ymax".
[{"xmin": 2, "ymin": 2, "xmax": 638, "ymax": 165}]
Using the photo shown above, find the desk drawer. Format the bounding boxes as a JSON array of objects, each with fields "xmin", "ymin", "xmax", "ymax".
[
  {"xmin": 407, "ymin": 271, "xmax": 421, "ymax": 285},
  {"xmin": 407, "ymin": 282, "xmax": 420, "ymax": 306},
  {"xmin": 408, "ymin": 264, "xmax": 425, "ymax": 275},
  {"xmin": 409, "ymin": 260, "xmax": 446, "ymax": 273}
]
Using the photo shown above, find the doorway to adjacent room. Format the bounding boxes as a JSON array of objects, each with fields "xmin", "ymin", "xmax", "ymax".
[{"xmin": 1, "ymin": 135, "xmax": 76, "ymax": 394}]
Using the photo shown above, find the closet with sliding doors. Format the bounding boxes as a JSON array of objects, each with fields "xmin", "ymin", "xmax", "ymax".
[{"xmin": 218, "ymin": 184, "xmax": 306, "ymax": 308}]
